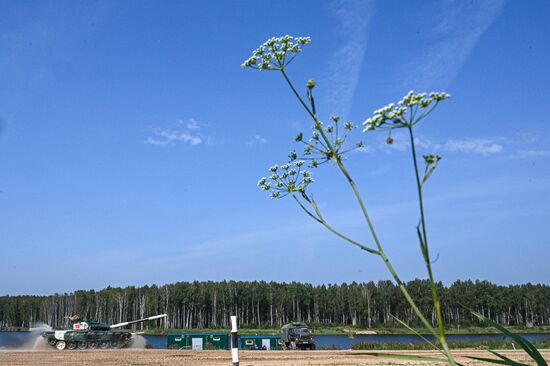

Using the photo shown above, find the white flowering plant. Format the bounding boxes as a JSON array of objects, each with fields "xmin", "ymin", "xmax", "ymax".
[
  {"xmin": 258, "ymin": 161, "xmax": 314, "ymax": 200},
  {"xmin": 363, "ymin": 91, "xmax": 450, "ymax": 133},
  {"xmin": 243, "ymin": 36, "xmax": 545, "ymax": 366},
  {"xmin": 242, "ymin": 35, "xmax": 311, "ymax": 71}
]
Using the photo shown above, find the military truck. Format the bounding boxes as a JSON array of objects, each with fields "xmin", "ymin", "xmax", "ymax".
[
  {"xmin": 42, "ymin": 314, "xmax": 166, "ymax": 350},
  {"xmin": 280, "ymin": 322, "xmax": 315, "ymax": 350}
]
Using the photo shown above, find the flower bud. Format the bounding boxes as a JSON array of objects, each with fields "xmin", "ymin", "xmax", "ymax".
[{"xmin": 307, "ymin": 79, "xmax": 316, "ymax": 89}]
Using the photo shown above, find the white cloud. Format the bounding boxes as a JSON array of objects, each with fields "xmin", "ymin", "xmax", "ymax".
[
  {"xmin": 144, "ymin": 118, "xmax": 205, "ymax": 146},
  {"xmin": 376, "ymin": 131, "xmax": 504, "ymax": 156},
  {"xmin": 403, "ymin": 0, "xmax": 506, "ymax": 90},
  {"xmin": 355, "ymin": 145, "xmax": 375, "ymax": 154},
  {"xmin": 511, "ymin": 149, "xmax": 550, "ymax": 159},
  {"xmin": 322, "ymin": 0, "xmax": 375, "ymax": 116},
  {"xmin": 185, "ymin": 118, "xmax": 200, "ymax": 131},
  {"xmin": 375, "ymin": 131, "xmax": 550, "ymax": 158},
  {"xmin": 246, "ymin": 135, "xmax": 268, "ymax": 145},
  {"xmin": 443, "ymin": 138, "xmax": 503, "ymax": 156}
]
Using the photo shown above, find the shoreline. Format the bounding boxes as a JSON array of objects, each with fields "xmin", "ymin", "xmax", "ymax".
[
  {"xmin": 4, "ymin": 326, "xmax": 550, "ymax": 336},
  {"xmin": 140, "ymin": 326, "xmax": 550, "ymax": 336}
]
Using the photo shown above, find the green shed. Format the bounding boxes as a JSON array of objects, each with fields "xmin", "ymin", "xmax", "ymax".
[
  {"xmin": 167, "ymin": 332, "xmax": 229, "ymax": 350},
  {"xmin": 240, "ymin": 334, "xmax": 281, "ymax": 350}
]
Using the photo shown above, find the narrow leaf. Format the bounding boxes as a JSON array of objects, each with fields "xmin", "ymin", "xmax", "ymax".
[
  {"xmin": 416, "ymin": 223, "xmax": 429, "ymax": 263},
  {"xmin": 485, "ymin": 348, "xmax": 530, "ymax": 366},
  {"xmin": 471, "ymin": 311, "xmax": 548, "ymax": 366},
  {"xmin": 364, "ymin": 352, "xmax": 450, "ymax": 362},
  {"xmin": 466, "ymin": 356, "xmax": 528, "ymax": 366},
  {"xmin": 391, "ymin": 315, "xmax": 440, "ymax": 351}
]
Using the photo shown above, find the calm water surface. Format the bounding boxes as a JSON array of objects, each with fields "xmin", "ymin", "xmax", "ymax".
[{"xmin": 1, "ymin": 331, "xmax": 549, "ymax": 350}]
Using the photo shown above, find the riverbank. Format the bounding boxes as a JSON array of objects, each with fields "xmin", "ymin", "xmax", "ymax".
[
  {"xmin": 5, "ymin": 325, "xmax": 550, "ymax": 336},
  {"xmin": 0, "ymin": 349, "xmax": 549, "ymax": 365},
  {"xmin": 139, "ymin": 325, "xmax": 550, "ymax": 336}
]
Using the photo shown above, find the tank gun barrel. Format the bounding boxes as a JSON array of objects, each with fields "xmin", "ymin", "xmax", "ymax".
[{"xmin": 109, "ymin": 314, "xmax": 167, "ymax": 329}]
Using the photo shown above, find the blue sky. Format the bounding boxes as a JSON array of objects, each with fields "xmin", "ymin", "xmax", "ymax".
[{"xmin": 1, "ymin": 0, "xmax": 549, "ymax": 295}]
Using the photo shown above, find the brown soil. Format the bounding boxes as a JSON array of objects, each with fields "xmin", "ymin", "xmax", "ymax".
[{"xmin": 0, "ymin": 349, "xmax": 549, "ymax": 366}]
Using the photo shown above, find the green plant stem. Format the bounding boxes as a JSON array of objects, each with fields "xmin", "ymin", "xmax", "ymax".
[
  {"xmin": 290, "ymin": 194, "xmax": 322, "ymax": 223},
  {"xmin": 334, "ymin": 159, "xmax": 382, "ymax": 251},
  {"xmin": 408, "ymin": 126, "xmax": 455, "ymax": 365},
  {"xmin": 278, "ymin": 70, "xmax": 448, "ymax": 356},
  {"xmin": 279, "ymin": 69, "xmax": 333, "ymax": 150},
  {"xmin": 280, "ymin": 69, "xmax": 316, "ymax": 120},
  {"xmin": 291, "ymin": 192, "xmax": 374, "ymax": 255},
  {"xmin": 333, "ymin": 150, "xmax": 441, "ymax": 341},
  {"xmin": 305, "ymin": 195, "xmax": 379, "ymax": 255}
]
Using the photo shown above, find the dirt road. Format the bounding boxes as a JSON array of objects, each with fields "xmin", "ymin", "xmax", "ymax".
[{"xmin": 0, "ymin": 349, "xmax": 548, "ymax": 366}]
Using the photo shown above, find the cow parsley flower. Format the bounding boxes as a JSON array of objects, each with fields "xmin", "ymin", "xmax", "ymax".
[
  {"xmin": 242, "ymin": 35, "xmax": 311, "ymax": 71},
  {"xmin": 290, "ymin": 115, "xmax": 365, "ymax": 168},
  {"xmin": 362, "ymin": 91, "xmax": 450, "ymax": 133},
  {"xmin": 258, "ymin": 161, "xmax": 315, "ymax": 199}
]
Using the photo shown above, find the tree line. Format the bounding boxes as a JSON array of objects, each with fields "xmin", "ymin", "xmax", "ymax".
[{"xmin": 1, "ymin": 280, "xmax": 549, "ymax": 330}]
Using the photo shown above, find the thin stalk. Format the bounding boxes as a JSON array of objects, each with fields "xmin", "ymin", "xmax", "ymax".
[
  {"xmin": 278, "ymin": 71, "xmax": 441, "ymax": 339},
  {"xmin": 408, "ymin": 126, "xmax": 456, "ymax": 365},
  {"xmin": 280, "ymin": 69, "xmax": 315, "ymax": 120},
  {"xmin": 306, "ymin": 196, "xmax": 379, "ymax": 255},
  {"xmin": 280, "ymin": 69, "xmax": 383, "ymax": 253},
  {"xmin": 280, "ymin": 69, "xmax": 334, "ymax": 150},
  {"xmin": 290, "ymin": 194, "xmax": 322, "ymax": 224},
  {"xmin": 316, "ymin": 160, "xmax": 439, "ymax": 335},
  {"xmin": 334, "ymin": 159, "xmax": 381, "ymax": 250}
]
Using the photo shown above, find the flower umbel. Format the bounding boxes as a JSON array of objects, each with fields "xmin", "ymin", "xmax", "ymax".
[
  {"xmin": 362, "ymin": 91, "xmax": 450, "ymax": 133},
  {"xmin": 421, "ymin": 153, "xmax": 442, "ymax": 186},
  {"xmin": 258, "ymin": 160, "xmax": 314, "ymax": 199},
  {"xmin": 289, "ymin": 116, "xmax": 364, "ymax": 168},
  {"xmin": 241, "ymin": 35, "xmax": 311, "ymax": 71}
]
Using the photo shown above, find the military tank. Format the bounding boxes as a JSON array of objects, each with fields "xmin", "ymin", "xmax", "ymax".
[{"xmin": 42, "ymin": 313, "xmax": 166, "ymax": 350}]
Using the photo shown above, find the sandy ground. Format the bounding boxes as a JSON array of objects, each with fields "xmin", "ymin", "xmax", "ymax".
[{"xmin": 0, "ymin": 349, "xmax": 549, "ymax": 366}]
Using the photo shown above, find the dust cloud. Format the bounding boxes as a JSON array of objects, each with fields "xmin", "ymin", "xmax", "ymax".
[
  {"xmin": 0, "ymin": 324, "xmax": 51, "ymax": 351},
  {"xmin": 129, "ymin": 334, "xmax": 147, "ymax": 349}
]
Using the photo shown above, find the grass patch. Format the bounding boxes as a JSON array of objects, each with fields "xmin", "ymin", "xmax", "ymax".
[{"xmin": 350, "ymin": 340, "xmax": 550, "ymax": 350}]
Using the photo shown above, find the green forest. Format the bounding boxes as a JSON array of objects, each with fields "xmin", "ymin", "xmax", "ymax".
[{"xmin": 1, "ymin": 280, "xmax": 549, "ymax": 331}]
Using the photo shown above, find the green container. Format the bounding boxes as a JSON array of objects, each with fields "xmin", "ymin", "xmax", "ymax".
[
  {"xmin": 167, "ymin": 332, "xmax": 229, "ymax": 350},
  {"xmin": 240, "ymin": 334, "xmax": 281, "ymax": 350}
]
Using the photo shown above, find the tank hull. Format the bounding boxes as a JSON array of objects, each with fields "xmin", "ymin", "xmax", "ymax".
[
  {"xmin": 42, "ymin": 330, "xmax": 132, "ymax": 350},
  {"xmin": 41, "ymin": 313, "xmax": 165, "ymax": 350}
]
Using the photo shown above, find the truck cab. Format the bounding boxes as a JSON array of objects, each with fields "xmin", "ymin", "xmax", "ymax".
[{"xmin": 280, "ymin": 322, "xmax": 316, "ymax": 350}]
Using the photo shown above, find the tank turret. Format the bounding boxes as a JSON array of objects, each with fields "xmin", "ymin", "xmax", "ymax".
[{"xmin": 41, "ymin": 314, "xmax": 167, "ymax": 350}]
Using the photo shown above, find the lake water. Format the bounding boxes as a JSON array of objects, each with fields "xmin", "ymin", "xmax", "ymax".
[
  {"xmin": 313, "ymin": 333, "xmax": 550, "ymax": 349},
  {"xmin": 2, "ymin": 331, "xmax": 550, "ymax": 350}
]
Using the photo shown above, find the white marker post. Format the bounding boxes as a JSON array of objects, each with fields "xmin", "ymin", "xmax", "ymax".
[{"xmin": 230, "ymin": 315, "xmax": 239, "ymax": 366}]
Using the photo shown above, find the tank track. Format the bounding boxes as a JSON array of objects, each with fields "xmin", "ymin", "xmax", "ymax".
[{"xmin": 43, "ymin": 331, "xmax": 132, "ymax": 350}]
